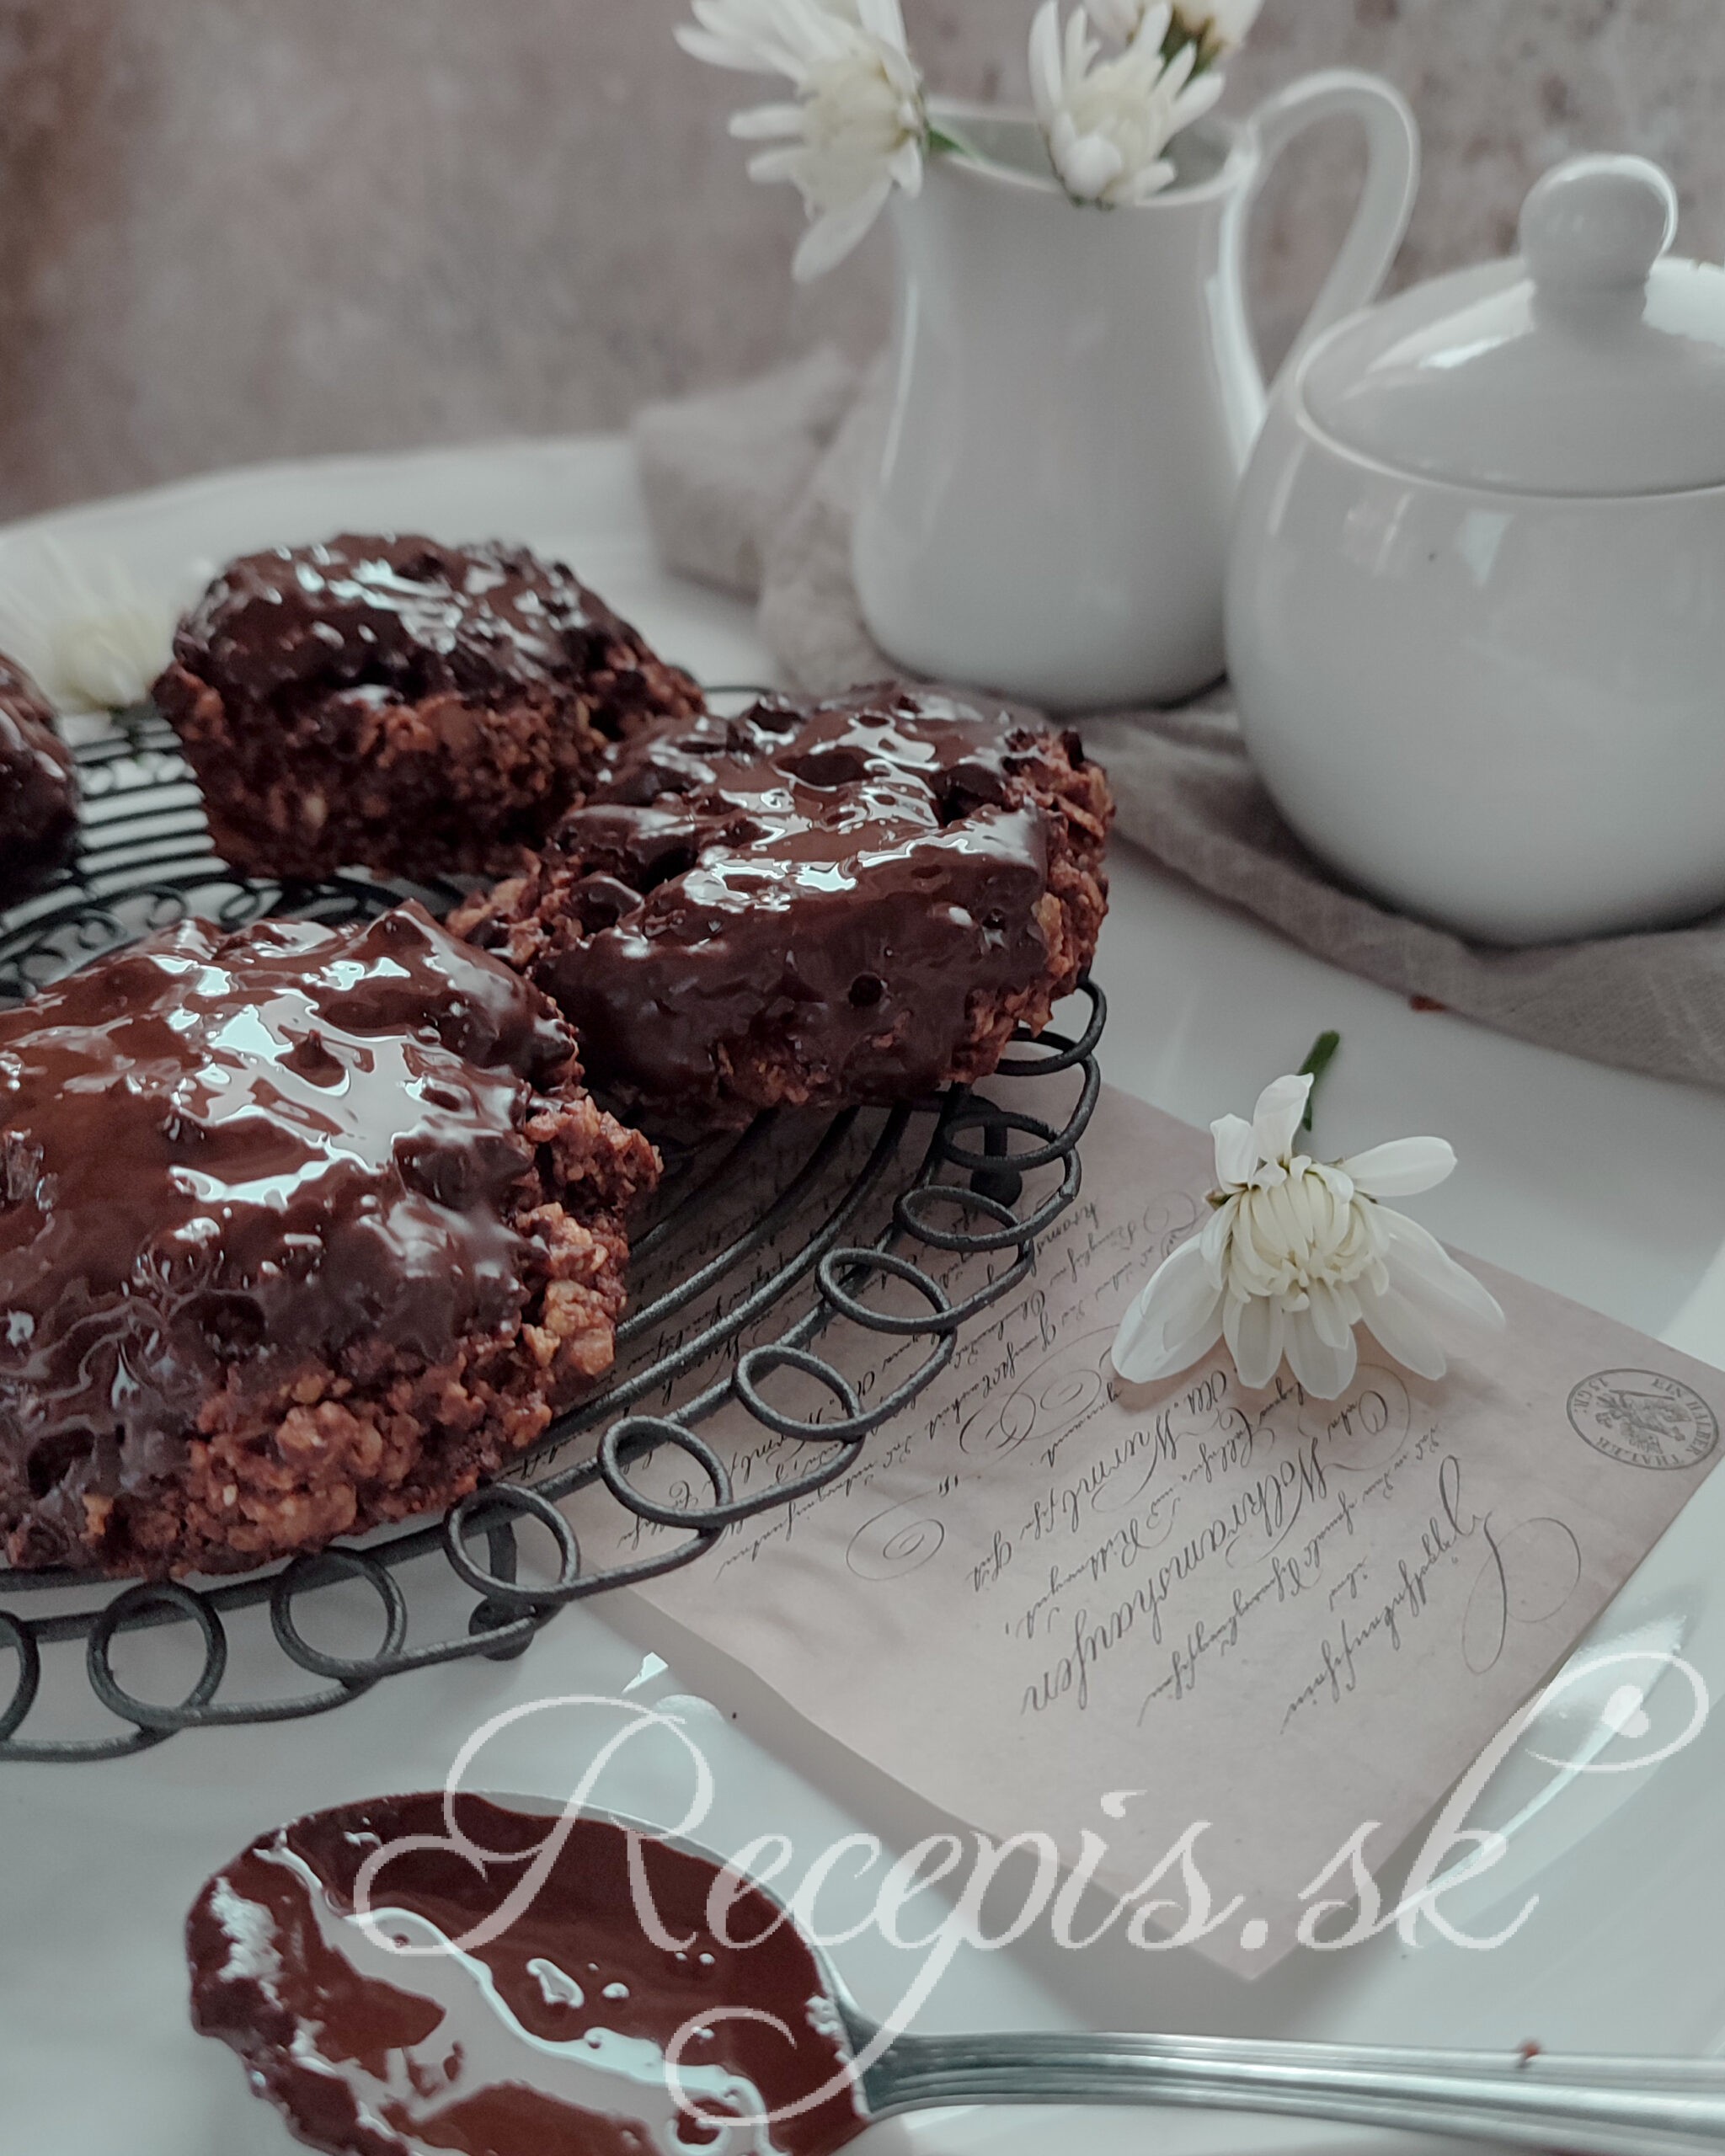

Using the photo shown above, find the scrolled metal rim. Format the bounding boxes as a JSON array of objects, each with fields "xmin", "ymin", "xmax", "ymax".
[
  {"xmin": 597, "ymin": 1417, "xmax": 737, "ymax": 1530},
  {"xmin": 937, "ymin": 1102, "xmax": 1066, "ymax": 1176},
  {"xmin": 85, "ymin": 1581, "xmax": 229, "ymax": 1732},
  {"xmin": 676, "ymin": 1427, "xmax": 870, "ymax": 1529},
  {"xmin": 814, "ymin": 1245, "xmax": 959, "ymax": 1337},
  {"xmin": 895, "ymin": 1157, "xmax": 1077, "ymax": 1252},
  {"xmin": 0, "ymin": 1609, "xmax": 42, "ymax": 1743},
  {"xmin": 734, "ymin": 1343, "xmax": 863, "ymax": 1440},
  {"xmin": 442, "ymin": 1484, "xmax": 584, "ymax": 1609},
  {"xmin": 555, "ymin": 1521, "xmax": 728, "ymax": 1596},
  {"xmin": 1, "ymin": 1724, "xmax": 175, "ymax": 1764},
  {"xmin": 270, "ymin": 1547, "xmax": 411, "ymax": 1683},
  {"xmin": 937, "ymin": 1056, "xmax": 1103, "ymax": 1174}
]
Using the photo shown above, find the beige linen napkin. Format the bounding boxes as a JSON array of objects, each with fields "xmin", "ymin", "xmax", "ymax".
[{"xmin": 633, "ymin": 351, "xmax": 1725, "ymax": 1093}]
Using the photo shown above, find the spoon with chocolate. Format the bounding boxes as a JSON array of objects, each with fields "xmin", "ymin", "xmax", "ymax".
[{"xmin": 190, "ymin": 1791, "xmax": 1725, "ymax": 2154}]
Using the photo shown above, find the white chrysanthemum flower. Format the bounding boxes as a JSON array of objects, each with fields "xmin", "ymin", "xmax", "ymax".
[
  {"xmin": 681, "ymin": 0, "xmax": 925, "ymax": 280},
  {"xmin": 0, "ymin": 543, "xmax": 176, "ymax": 715},
  {"xmin": 1028, "ymin": 1, "xmax": 1225, "ymax": 208},
  {"xmin": 1112, "ymin": 1072, "xmax": 1505, "ymax": 1401}
]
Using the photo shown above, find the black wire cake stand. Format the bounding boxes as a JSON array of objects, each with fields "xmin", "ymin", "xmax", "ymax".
[{"xmin": 0, "ymin": 701, "xmax": 1103, "ymax": 1762}]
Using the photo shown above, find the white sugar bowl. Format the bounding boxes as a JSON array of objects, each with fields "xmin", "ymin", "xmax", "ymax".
[{"xmin": 1226, "ymin": 153, "xmax": 1725, "ymax": 945}]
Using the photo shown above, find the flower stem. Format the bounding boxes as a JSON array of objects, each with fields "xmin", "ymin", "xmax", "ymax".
[
  {"xmin": 1296, "ymin": 1030, "xmax": 1342, "ymax": 1134},
  {"xmin": 926, "ymin": 122, "xmax": 978, "ymax": 159}
]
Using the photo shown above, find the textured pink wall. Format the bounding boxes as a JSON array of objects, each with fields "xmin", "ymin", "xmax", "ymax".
[{"xmin": 0, "ymin": 0, "xmax": 1717, "ymax": 517}]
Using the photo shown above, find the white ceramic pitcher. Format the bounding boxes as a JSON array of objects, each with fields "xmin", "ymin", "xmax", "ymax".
[{"xmin": 850, "ymin": 74, "xmax": 1419, "ymax": 710}]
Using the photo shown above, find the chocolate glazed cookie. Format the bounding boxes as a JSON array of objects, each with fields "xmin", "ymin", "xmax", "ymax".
[
  {"xmin": 0, "ymin": 903, "xmax": 659, "ymax": 1577},
  {"xmin": 0, "ymin": 653, "xmax": 77, "ymax": 908},
  {"xmin": 455, "ymin": 686, "xmax": 1113, "ymax": 1128},
  {"xmin": 152, "ymin": 535, "xmax": 703, "ymax": 881}
]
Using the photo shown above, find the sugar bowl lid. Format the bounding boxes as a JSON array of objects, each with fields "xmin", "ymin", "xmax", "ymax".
[{"xmin": 1302, "ymin": 154, "xmax": 1725, "ymax": 495}]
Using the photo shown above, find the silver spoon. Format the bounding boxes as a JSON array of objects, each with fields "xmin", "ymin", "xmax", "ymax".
[
  {"xmin": 542, "ymin": 1803, "xmax": 1725, "ymax": 2155},
  {"xmin": 850, "ymin": 2014, "xmax": 1725, "ymax": 2153},
  {"xmin": 215, "ymin": 1792, "xmax": 1725, "ymax": 2156}
]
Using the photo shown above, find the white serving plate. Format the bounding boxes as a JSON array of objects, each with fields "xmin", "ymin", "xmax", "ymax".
[{"xmin": 3, "ymin": 435, "xmax": 1725, "ymax": 2156}]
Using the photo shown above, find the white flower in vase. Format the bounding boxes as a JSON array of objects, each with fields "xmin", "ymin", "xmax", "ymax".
[
  {"xmin": 681, "ymin": 0, "xmax": 927, "ymax": 280},
  {"xmin": 1112, "ymin": 1071, "xmax": 1505, "ymax": 1400},
  {"xmin": 1029, "ymin": 1, "xmax": 1226, "ymax": 207}
]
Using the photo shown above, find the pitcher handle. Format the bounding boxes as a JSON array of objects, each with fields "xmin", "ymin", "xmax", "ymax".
[{"xmin": 1243, "ymin": 68, "xmax": 1421, "ymax": 394}]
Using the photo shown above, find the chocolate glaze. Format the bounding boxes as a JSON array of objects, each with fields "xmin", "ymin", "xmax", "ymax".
[
  {"xmin": 0, "ymin": 654, "xmax": 77, "ymax": 908},
  {"xmin": 0, "ymin": 905, "xmax": 574, "ymax": 1555},
  {"xmin": 155, "ymin": 535, "xmax": 703, "ymax": 880},
  {"xmin": 188, "ymin": 1792, "xmax": 868, "ymax": 2156},
  {"xmin": 170, "ymin": 534, "xmax": 664, "ymax": 712},
  {"xmin": 468, "ymin": 686, "xmax": 1066, "ymax": 1113}
]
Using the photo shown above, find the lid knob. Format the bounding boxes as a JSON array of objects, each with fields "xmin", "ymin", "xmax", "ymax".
[{"xmin": 1519, "ymin": 153, "xmax": 1679, "ymax": 301}]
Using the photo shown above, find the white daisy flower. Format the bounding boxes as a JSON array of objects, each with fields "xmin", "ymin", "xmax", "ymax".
[
  {"xmin": 1028, "ymin": 1, "xmax": 1226, "ymax": 208},
  {"xmin": 681, "ymin": 0, "xmax": 926, "ymax": 280},
  {"xmin": 1112, "ymin": 1071, "xmax": 1505, "ymax": 1401}
]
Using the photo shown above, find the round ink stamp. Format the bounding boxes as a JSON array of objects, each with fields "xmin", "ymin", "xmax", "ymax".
[{"xmin": 1567, "ymin": 1369, "xmax": 1719, "ymax": 1470}]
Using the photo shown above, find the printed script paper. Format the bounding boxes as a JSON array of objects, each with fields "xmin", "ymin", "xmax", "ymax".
[{"xmin": 627, "ymin": 1082, "xmax": 1724, "ymax": 1976}]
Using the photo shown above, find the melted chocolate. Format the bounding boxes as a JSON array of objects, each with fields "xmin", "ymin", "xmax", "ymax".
[
  {"xmin": 170, "ymin": 534, "xmax": 661, "ymax": 711},
  {"xmin": 188, "ymin": 1793, "xmax": 868, "ymax": 2156},
  {"xmin": 0, "ymin": 905, "xmax": 573, "ymax": 1550},
  {"xmin": 0, "ymin": 654, "xmax": 77, "ymax": 908},
  {"xmin": 477, "ymin": 686, "xmax": 1059, "ymax": 1113}
]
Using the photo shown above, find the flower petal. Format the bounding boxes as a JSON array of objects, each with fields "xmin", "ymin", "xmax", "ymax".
[
  {"xmin": 1339, "ymin": 1137, "xmax": 1457, "ymax": 1199},
  {"xmin": 791, "ymin": 177, "xmax": 892, "ymax": 278},
  {"xmin": 676, "ymin": 25, "xmax": 766, "ymax": 70},
  {"xmin": 1306, "ymin": 1277, "xmax": 1355, "ymax": 1351},
  {"xmin": 1112, "ymin": 1239, "xmax": 1225, "ymax": 1384},
  {"xmin": 886, "ymin": 136, "xmax": 924, "ymax": 194},
  {"xmin": 1160, "ymin": 35, "xmax": 1198, "ymax": 91},
  {"xmin": 1210, "ymin": 1113, "xmax": 1258, "ymax": 1188},
  {"xmin": 857, "ymin": 0, "xmax": 909, "ymax": 51},
  {"xmin": 1169, "ymin": 67, "xmax": 1226, "ymax": 127},
  {"xmin": 745, "ymin": 143, "xmax": 806, "ymax": 183},
  {"xmin": 1354, "ymin": 1278, "xmax": 1449, "ymax": 1380},
  {"xmin": 729, "ymin": 100, "xmax": 807, "ymax": 137},
  {"xmin": 1028, "ymin": 0, "xmax": 1065, "ymax": 127},
  {"xmin": 1251, "ymin": 1073, "xmax": 1313, "ymax": 1165},
  {"xmin": 1138, "ymin": 0, "xmax": 1174, "ymax": 49},
  {"xmin": 679, "ymin": 0, "xmax": 815, "ymax": 79},
  {"xmin": 1310, "ymin": 1160, "xmax": 1355, "ymax": 1204},
  {"xmin": 1114, "ymin": 158, "xmax": 1177, "ymax": 203},
  {"xmin": 1223, "ymin": 1291, "xmax": 1284, "ymax": 1391},
  {"xmin": 1378, "ymin": 1209, "xmax": 1507, "ymax": 1332},
  {"xmin": 1198, "ymin": 1190, "xmax": 1238, "ymax": 1280},
  {"xmin": 1058, "ymin": 129, "xmax": 1125, "ymax": 199},
  {"xmin": 1284, "ymin": 1306, "xmax": 1359, "ymax": 1401}
]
